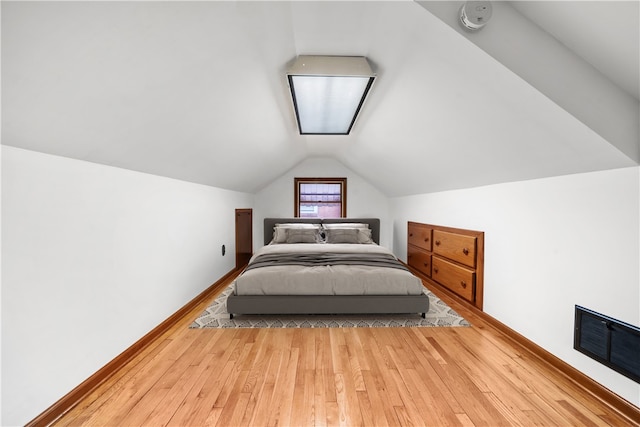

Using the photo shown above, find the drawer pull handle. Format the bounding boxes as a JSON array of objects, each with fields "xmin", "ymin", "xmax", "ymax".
[
  {"xmin": 424, "ymin": 238, "xmax": 429, "ymax": 242},
  {"xmin": 423, "ymin": 262, "xmax": 429, "ymax": 267},
  {"xmin": 462, "ymin": 248, "xmax": 469, "ymax": 255},
  {"xmin": 434, "ymin": 267, "xmax": 439, "ymax": 274},
  {"xmin": 435, "ymin": 240, "xmax": 441, "ymax": 246},
  {"xmin": 409, "ymin": 233, "xmax": 413, "ymax": 237},
  {"xmin": 461, "ymin": 281, "xmax": 467, "ymax": 288}
]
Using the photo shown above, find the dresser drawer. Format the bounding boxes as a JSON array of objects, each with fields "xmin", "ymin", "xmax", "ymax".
[
  {"xmin": 408, "ymin": 223, "xmax": 432, "ymax": 251},
  {"xmin": 433, "ymin": 230, "xmax": 477, "ymax": 268},
  {"xmin": 431, "ymin": 256, "xmax": 475, "ymax": 302},
  {"xmin": 408, "ymin": 245, "xmax": 431, "ymax": 277}
]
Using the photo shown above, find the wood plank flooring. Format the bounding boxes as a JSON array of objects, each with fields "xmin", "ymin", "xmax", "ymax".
[{"xmin": 54, "ymin": 276, "xmax": 638, "ymax": 426}]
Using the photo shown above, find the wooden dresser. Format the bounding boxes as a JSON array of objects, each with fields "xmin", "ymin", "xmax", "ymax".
[{"xmin": 407, "ymin": 221, "xmax": 484, "ymax": 310}]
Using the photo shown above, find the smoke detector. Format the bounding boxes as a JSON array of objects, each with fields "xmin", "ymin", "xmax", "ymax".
[{"xmin": 459, "ymin": 1, "xmax": 492, "ymax": 31}]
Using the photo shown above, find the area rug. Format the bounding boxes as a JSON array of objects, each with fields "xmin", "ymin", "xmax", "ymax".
[{"xmin": 190, "ymin": 284, "xmax": 470, "ymax": 329}]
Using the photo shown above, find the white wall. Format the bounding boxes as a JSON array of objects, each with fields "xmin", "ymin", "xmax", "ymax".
[
  {"xmin": 253, "ymin": 157, "xmax": 390, "ymax": 248},
  {"xmin": 0, "ymin": 143, "xmax": 3, "ymax": 424},
  {"xmin": 1, "ymin": 146, "xmax": 253, "ymax": 426},
  {"xmin": 390, "ymin": 166, "xmax": 640, "ymax": 406}
]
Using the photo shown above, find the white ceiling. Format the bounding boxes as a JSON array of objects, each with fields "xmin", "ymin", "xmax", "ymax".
[
  {"xmin": 2, "ymin": 1, "xmax": 638, "ymax": 197},
  {"xmin": 510, "ymin": 1, "xmax": 639, "ymax": 101}
]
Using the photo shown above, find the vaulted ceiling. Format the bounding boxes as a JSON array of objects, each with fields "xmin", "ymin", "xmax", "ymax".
[{"xmin": 2, "ymin": 1, "xmax": 638, "ymax": 197}]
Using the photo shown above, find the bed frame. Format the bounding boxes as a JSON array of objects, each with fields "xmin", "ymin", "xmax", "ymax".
[{"xmin": 226, "ymin": 218, "xmax": 429, "ymax": 318}]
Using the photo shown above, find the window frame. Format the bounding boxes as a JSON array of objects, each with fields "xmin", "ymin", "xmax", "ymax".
[{"xmin": 294, "ymin": 177, "xmax": 347, "ymax": 218}]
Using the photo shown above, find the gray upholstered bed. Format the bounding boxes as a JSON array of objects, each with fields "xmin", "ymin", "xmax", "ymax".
[{"xmin": 226, "ymin": 218, "xmax": 430, "ymax": 318}]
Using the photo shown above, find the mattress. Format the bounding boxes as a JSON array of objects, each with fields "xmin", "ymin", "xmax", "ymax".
[{"xmin": 233, "ymin": 243, "xmax": 424, "ymax": 296}]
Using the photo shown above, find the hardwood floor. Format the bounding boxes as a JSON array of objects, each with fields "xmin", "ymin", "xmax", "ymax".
[{"xmin": 54, "ymin": 274, "xmax": 638, "ymax": 426}]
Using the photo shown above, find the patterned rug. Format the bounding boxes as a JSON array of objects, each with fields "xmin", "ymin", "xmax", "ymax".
[{"xmin": 190, "ymin": 284, "xmax": 470, "ymax": 329}]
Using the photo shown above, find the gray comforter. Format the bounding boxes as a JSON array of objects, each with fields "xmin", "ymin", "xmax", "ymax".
[{"xmin": 234, "ymin": 243, "xmax": 424, "ymax": 296}]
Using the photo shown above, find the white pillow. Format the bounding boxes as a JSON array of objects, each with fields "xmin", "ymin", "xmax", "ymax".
[
  {"xmin": 357, "ymin": 228, "xmax": 374, "ymax": 244},
  {"xmin": 322, "ymin": 223, "xmax": 369, "ymax": 229},
  {"xmin": 276, "ymin": 223, "xmax": 321, "ymax": 228}
]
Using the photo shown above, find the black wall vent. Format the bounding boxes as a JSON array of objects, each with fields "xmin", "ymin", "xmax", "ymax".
[{"xmin": 574, "ymin": 305, "xmax": 640, "ymax": 383}]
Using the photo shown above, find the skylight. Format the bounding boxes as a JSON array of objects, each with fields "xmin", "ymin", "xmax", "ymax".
[{"xmin": 287, "ymin": 56, "xmax": 376, "ymax": 135}]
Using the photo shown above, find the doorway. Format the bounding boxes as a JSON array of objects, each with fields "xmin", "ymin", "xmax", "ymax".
[{"xmin": 235, "ymin": 208, "xmax": 252, "ymax": 269}]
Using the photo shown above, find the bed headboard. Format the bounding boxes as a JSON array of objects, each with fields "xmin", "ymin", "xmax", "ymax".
[{"xmin": 263, "ymin": 218, "xmax": 381, "ymax": 245}]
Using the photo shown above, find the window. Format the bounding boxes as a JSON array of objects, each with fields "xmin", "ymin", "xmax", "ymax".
[{"xmin": 294, "ymin": 177, "xmax": 347, "ymax": 218}]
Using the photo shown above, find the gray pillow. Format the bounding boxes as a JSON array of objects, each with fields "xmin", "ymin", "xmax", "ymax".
[
  {"xmin": 325, "ymin": 228, "xmax": 360, "ymax": 244},
  {"xmin": 272, "ymin": 223, "xmax": 321, "ymax": 243},
  {"xmin": 285, "ymin": 228, "xmax": 319, "ymax": 243}
]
